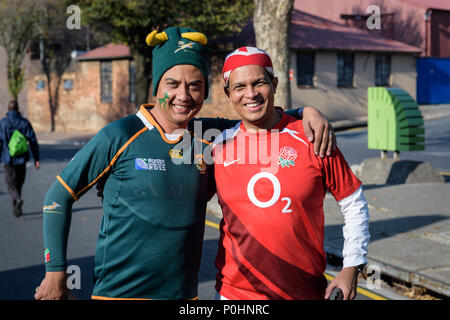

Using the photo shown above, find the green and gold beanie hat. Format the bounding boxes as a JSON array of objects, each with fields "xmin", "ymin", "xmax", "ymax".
[{"xmin": 147, "ymin": 27, "xmax": 209, "ymax": 99}]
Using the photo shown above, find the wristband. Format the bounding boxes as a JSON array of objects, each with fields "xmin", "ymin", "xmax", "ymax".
[{"xmin": 297, "ymin": 107, "xmax": 304, "ymax": 119}]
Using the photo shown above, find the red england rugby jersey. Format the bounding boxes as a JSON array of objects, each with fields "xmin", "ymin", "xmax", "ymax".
[{"xmin": 213, "ymin": 112, "xmax": 361, "ymax": 300}]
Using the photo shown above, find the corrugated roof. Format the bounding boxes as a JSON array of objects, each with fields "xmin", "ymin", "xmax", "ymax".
[
  {"xmin": 289, "ymin": 10, "xmax": 422, "ymax": 53},
  {"xmin": 77, "ymin": 43, "xmax": 131, "ymax": 60},
  {"xmin": 218, "ymin": 10, "xmax": 421, "ymax": 54}
]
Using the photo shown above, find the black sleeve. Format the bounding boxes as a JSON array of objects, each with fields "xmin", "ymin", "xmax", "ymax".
[
  {"xmin": 25, "ymin": 120, "xmax": 40, "ymax": 161},
  {"xmin": 188, "ymin": 118, "xmax": 240, "ymax": 143}
]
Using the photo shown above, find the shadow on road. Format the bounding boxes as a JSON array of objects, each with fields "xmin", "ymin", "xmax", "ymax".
[
  {"xmin": 325, "ymin": 214, "xmax": 447, "ymax": 244},
  {"xmin": 0, "ymin": 238, "xmax": 219, "ymax": 300},
  {"xmin": 38, "ymin": 145, "xmax": 83, "ymax": 163},
  {"xmin": 198, "ymin": 239, "xmax": 219, "ymax": 284},
  {"xmin": 0, "ymin": 256, "xmax": 95, "ymax": 300}
]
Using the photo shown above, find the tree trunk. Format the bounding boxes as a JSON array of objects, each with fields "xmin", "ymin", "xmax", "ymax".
[
  {"xmin": 253, "ymin": 0, "xmax": 293, "ymax": 110},
  {"xmin": 133, "ymin": 52, "xmax": 153, "ymax": 110},
  {"xmin": 44, "ymin": 70, "xmax": 55, "ymax": 132}
]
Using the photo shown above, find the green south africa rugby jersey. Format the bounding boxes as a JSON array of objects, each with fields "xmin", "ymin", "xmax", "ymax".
[{"xmin": 43, "ymin": 104, "xmax": 225, "ymax": 300}]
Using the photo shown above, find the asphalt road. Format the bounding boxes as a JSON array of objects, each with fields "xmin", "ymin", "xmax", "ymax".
[
  {"xmin": 3, "ymin": 115, "xmax": 448, "ymax": 300},
  {"xmin": 335, "ymin": 116, "xmax": 450, "ymax": 174}
]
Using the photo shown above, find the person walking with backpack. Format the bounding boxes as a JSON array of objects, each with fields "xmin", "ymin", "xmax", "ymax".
[{"xmin": 0, "ymin": 100, "xmax": 40, "ymax": 217}]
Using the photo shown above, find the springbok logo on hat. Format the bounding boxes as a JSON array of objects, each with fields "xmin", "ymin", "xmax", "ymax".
[{"xmin": 222, "ymin": 46, "xmax": 274, "ymax": 85}]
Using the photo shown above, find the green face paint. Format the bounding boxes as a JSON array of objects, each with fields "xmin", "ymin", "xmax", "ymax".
[{"xmin": 158, "ymin": 91, "xmax": 170, "ymax": 109}]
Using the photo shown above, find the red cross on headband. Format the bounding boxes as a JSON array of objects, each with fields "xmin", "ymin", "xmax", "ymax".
[{"xmin": 222, "ymin": 46, "xmax": 274, "ymax": 85}]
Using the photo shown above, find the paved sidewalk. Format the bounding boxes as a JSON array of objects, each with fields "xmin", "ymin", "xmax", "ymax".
[{"xmin": 323, "ymin": 182, "xmax": 450, "ymax": 298}]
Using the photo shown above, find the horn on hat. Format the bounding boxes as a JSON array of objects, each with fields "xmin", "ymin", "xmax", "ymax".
[
  {"xmin": 146, "ymin": 30, "xmax": 169, "ymax": 47},
  {"xmin": 181, "ymin": 32, "xmax": 207, "ymax": 45}
]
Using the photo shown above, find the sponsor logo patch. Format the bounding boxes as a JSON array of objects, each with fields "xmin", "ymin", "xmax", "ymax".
[
  {"xmin": 169, "ymin": 149, "xmax": 183, "ymax": 159},
  {"xmin": 135, "ymin": 158, "xmax": 166, "ymax": 171}
]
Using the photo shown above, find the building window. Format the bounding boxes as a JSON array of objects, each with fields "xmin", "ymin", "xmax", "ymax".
[
  {"xmin": 337, "ymin": 53, "xmax": 355, "ymax": 87},
  {"xmin": 36, "ymin": 80, "xmax": 45, "ymax": 91},
  {"xmin": 101, "ymin": 61, "xmax": 113, "ymax": 102},
  {"xmin": 63, "ymin": 79, "xmax": 74, "ymax": 90},
  {"xmin": 296, "ymin": 52, "xmax": 315, "ymax": 87},
  {"xmin": 129, "ymin": 63, "xmax": 136, "ymax": 102},
  {"xmin": 375, "ymin": 54, "xmax": 391, "ymax": 86}
]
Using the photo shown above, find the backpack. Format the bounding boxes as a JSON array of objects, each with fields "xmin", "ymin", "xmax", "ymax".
[{"xmin": 8, "ymin": 129, "xmax": 28, "ymax": 157}]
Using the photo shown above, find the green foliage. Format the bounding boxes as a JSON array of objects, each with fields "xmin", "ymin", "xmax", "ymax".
[
  {"xmin": 78, "ymin": 0, "xmax": 253, "ymax": 53},
  {"xmin": 175, "ymin": 0, "xmax": 254, "ymax": 39},
  {"xmin": 7, "ymin": 62, "xmax": 24, "ymax": 100},
  {"xmin": 76, "ymin": 0, "xmax": 253, "ymax": 106}
]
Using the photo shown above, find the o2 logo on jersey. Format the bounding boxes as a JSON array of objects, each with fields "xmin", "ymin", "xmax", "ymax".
[{"xmin": 247, "ymin": 172, "xmax": 292, "ymax": 213}]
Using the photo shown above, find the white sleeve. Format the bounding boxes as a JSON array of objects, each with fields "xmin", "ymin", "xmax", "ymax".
[{"xmin": 337, "ymin": 186, "xmax": 370, "ymax": 268}]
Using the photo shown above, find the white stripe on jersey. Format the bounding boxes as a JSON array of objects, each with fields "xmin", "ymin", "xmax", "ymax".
[
  {"xmin": 280, "ymin": 128, "xmax": 309, "ymax": 147},
  {"xmin": 136, "ymin": 111, "xmax": 155, "ymax": 131}
]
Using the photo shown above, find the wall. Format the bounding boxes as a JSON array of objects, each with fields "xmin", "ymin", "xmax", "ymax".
[
  {"xmin": 290, "ymin": 50, "xmax": 417, "ymax": 121},
  {"xmin": 27, "ymin": 58, "xmax": 135, "ymax": 133},
  {"xmin": 429, "ymin": 9, "xmax": 450, "ymax": 57},
  {"xmin": 417, "ymin": 57, "xmax": 450, "ymax": 104}
]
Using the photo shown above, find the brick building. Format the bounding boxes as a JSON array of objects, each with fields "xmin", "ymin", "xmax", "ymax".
[{"xmin": 26, "ymin": 43, "xmax": 136, "ymax": 133}]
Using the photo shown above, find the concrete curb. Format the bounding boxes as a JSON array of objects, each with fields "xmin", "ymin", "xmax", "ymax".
[{"xmin": 324, "ymin": 244, "xmax": 449, "ymax": 298}]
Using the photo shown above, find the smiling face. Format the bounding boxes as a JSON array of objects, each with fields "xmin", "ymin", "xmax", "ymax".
[
  {"xmin": 152, "ymin": 64, "xmax": 205, "ymax": 133},
  {"xmin": 225, "ymin": 64, "xmax": 279, "ymax": 131}
]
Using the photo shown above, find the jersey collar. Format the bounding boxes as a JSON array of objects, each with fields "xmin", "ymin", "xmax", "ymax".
[{"xmin": 137, "ymin": 104, "xmax": 185, "ymax": 144}]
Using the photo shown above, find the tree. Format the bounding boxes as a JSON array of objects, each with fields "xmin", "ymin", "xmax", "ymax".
[
  {"xmin": 38, "ymin": 0, "xmax": 88, "ymax": 132},
  {"xmin": 0, "ymin": 0, "xmax": 41, "ymax": 103},
  {"xmin": 78, "ymin": 0, "xmax": 253, "ymax": 109},
  {"xmin": 253, "ymin": 0, "xmax": 293, "ymax": 109}
]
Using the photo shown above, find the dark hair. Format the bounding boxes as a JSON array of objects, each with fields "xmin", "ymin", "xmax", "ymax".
[
  {"xmin": 224, "ymin": 66, "xmax": 275, "ymax": 89},
  {"xmin": 8, "ymin": 100, "xmax": 18, "ymax": 111}
]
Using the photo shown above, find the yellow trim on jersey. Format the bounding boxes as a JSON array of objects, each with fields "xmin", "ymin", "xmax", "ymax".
[
  {"xmin": 139, "ymin": 104, "xmax": 183, "ymax": 144},
  {"xmin": 57, "ymin": 126, "xmax": 148, "ymax": 201},
  {"xmin": 56, "ymin": 175, "xmax": 79, "ymax": 201},
  {"xmin": 76, "ymin": 126, "xmax": 149, "ymax": 197}
]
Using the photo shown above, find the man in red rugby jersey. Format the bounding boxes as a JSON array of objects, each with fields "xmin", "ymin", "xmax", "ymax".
[{"xmin": 213, "ymin": 47, "xmax": 370, "ymax": 300}]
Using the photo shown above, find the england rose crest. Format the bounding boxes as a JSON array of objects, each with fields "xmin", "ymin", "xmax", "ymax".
[{"xmin": 279, "ymin": 146, "xmax": 297, "ymax": 167}]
